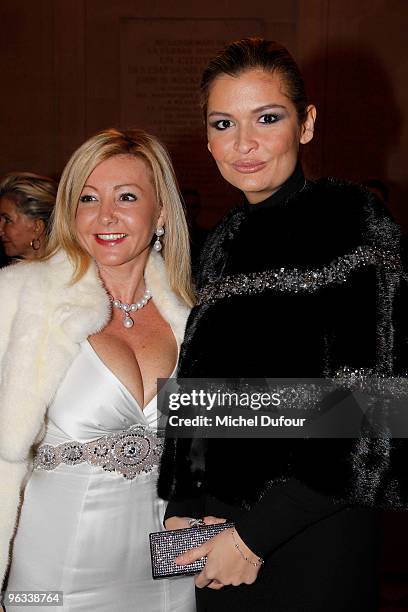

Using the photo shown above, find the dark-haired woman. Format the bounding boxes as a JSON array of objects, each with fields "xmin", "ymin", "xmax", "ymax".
[{"xmin": 158, "ymin": 38, "xmax": 408, "ymax": 611}]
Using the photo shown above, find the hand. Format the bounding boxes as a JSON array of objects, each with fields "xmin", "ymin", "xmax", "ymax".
[
  {"xmin": 165, "ymin": 515, "xmax": 226, "ymax": 530},
  {"xmin": 175, "ymin": 527, "xmax": 262, "ymax": 589}
]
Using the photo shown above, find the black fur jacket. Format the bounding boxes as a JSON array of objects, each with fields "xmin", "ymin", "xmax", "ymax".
[{"xmin": 158, "ymin": 171, "xmax": 408, "ymax": 511}]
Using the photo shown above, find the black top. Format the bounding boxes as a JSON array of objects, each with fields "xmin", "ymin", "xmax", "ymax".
[{"xmin": 243, "ymin": 161, "xmax": 305, "ymax": 214}]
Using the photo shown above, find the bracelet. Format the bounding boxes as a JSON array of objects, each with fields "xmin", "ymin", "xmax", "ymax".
[
  {"xmin": 188, "ymin": 517, "xmax": 206, "ymax": 527},
  {"xmin": 231, "ymin": 528, "xmax": 264, "ymax": 568}
]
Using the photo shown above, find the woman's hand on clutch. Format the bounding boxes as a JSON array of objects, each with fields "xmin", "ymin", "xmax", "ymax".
[
  {"xmin": 175, "ymin": 527, "xmax": 261, "ymax": 589},
  {"xmin": 165, "ymin": 516, "xmax": 226, "ymax": 530}
]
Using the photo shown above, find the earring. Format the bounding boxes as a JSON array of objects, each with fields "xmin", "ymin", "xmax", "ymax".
[
  {"xmin": 153, "ymin": 227, "xmax": 164, "ymax": 252},
  {"xmin": 30, "ymin": 238, "xmax": 41, "ymax": 251}
]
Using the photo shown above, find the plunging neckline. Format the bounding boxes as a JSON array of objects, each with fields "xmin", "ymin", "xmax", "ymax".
[{"xmin": 83, "ymin": 339, "xmax": 178, "ymax": 415}]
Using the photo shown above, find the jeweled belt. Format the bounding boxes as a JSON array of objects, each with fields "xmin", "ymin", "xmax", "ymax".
[{"xmin": 33, "ymin": 425, "xmax": 163, "ymax": 480}]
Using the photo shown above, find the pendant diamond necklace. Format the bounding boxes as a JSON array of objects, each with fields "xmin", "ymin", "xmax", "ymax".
[{"xmin": 110, "ymin": 288, "xmax": 152, "ymax": 328}]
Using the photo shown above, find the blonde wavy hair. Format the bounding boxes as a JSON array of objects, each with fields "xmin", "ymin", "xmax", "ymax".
[{"xmin": 46, "ymin": 128, "xmax": 194, "ymax": 306}]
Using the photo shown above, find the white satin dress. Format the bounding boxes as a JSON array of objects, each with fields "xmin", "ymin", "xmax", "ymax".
[{"xmin": 7, "ymin": 340, "xmax": 195, "ymax": 612}]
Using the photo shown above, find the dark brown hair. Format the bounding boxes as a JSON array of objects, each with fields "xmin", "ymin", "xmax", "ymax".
[{"xmin": 200, "ymin": 37, "xmax": 308, "ymax": 124}]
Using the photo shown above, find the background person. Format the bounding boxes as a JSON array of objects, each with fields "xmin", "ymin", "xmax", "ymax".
[{"xmin": 0, "ymin": 172, "xmax": 57, "ymax": 260}]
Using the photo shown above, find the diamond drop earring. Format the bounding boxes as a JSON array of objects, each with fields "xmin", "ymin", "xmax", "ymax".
[{"xmin": 153, "ymin": 227, "xmax": 164, "ymax": 251}]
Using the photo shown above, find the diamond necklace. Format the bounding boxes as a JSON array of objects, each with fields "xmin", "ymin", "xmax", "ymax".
[{"xmin": 110, "ymin": 288, "xmax": 152, "ymax": 328}]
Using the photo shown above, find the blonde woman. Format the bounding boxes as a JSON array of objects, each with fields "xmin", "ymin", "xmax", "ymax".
[
  {"xmin": 0, "ymin": 128, "xmax": 195, "ymax": 611},
  {"xmin": 0, "ymin": 172, "xmax": 57, "ymax": 260}
]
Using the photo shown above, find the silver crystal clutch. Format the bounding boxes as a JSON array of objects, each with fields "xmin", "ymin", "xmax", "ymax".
[{"xmin": 149, "ymin": 522, "xmax": 234, "ymax": 579}]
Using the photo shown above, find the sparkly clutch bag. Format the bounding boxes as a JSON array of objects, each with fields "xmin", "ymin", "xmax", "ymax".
[{"xmin": 149, "ymin": 522, "xmax": 234, "ymax": 579}]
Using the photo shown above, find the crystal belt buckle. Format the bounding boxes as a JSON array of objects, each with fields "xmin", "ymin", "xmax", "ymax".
[{"xmin": 33, "ymin": 425, "xmax": 163, "ymax": 479}]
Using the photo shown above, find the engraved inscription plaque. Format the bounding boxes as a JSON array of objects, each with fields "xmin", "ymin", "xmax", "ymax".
[{"xmin": 120, "ymin": 19, "xmax": 264, "ymax": 224}]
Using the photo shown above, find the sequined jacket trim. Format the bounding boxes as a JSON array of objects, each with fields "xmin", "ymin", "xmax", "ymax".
[{"xmin": 197, "ymin": 245, "xmax": 400, "ymax": 304}]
